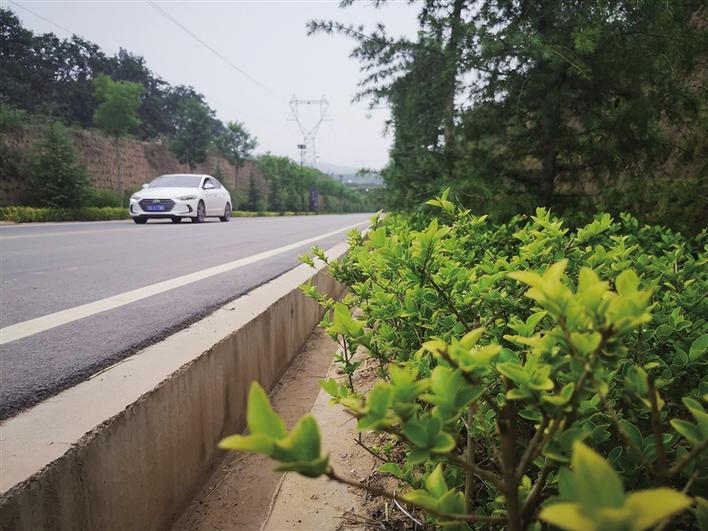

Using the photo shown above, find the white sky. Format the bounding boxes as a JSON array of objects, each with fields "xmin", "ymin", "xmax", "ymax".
[{"xmin": 5, "ymin": 0, "xmax": 420, "ymax": 170}]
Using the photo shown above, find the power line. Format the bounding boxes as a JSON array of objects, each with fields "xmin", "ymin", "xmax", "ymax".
[
  {"xmin": 7, "ymin": 0, "xmax": 77, "ymax": 36},
  {"xmin": 144, "ymin": 0, "xmax": 286, "ymax": 103}
]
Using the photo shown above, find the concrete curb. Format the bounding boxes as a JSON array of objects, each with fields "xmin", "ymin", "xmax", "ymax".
[{"xmin": 0, "ymin": 241, "xmax": 348, "ymax": 531}]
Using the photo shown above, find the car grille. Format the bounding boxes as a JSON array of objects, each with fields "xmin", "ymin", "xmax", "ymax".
[{"xmin": 139, "ymin": 199, "xmax": 175, "ymax": 212}]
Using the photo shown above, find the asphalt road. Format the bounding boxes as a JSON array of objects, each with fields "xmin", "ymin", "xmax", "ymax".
[{"xmin": 0, "ymin": 214, "xmax": 371, "ymax": 420}]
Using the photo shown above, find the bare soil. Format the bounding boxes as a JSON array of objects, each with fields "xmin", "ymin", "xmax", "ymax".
[
  {"xmin": 172, "ymin": 328, "xmax": 339, "ymax": 531},
  {"xmin": 173, "ymin": 332, "xmax": 422, "ymax": 531}
]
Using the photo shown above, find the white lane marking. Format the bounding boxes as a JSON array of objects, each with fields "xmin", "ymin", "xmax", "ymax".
[
  {"xmin": 0, "ymin": 220, "xmax": 367, "ymax": 345},
  {"xmin": 0, "ymin": 222, "xmax": 216, "ymax": 240},
  {"xmin": 1, "ymin": 227, "xmax": 146, "ymax": 240}
]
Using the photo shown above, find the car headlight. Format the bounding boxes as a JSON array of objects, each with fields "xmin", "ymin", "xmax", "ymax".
[
  {"xmin": 130, "ymin": 195, "xmax": 141, "ymax": 201},
  {"xmin": 177, "ymin": 195, "xmax": 197, "ymax": 201}
]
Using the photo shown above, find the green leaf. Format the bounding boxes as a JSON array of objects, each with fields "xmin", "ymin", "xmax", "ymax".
[
  {"xmin": 407, "ymin": 447, "xmax": 429, "ymax": 464},
  {"xmin": 379, "ymin": 462, "xmax": 403, "ymax": 478},
  {"xmin": 320, "ymin": 378, "xmax": 339, "ymax": 397},
  {"xmin": 403, "ymin": 420, "xmax": 428, "ymax": 447},
  {"xmin": 432, "ymin": 432, "xmax": 457, "ymax": 453},
  {"xmin": 539, "ymin": 502, "xmax": 595, "ymax": 530},
  {"xmin": 683, "ymin": 397, "xmax": 708, "ymax": 437},
  {"xmin": 615, "ymin": 269, "xmax": 640, "ymax": 296},
  {"xmin": 275, "ymin": 454, "xmax": 329, "ymax": 478},
  {"xmin": 526, "ymin": 311, "xmax": 548, "ymax": 333},
  {"xmin": 570, "ymin": 332, "xmax": 602, "ymax": 356},
  {"xmin": 424, "ymin": 463, "xmax": 448, "ymax": 498},
  {"xmin": 671, "ymin": 419, "xmax": 702, "ymax": 444},
  {"xmin": 625, "ymin": 488, "xmax": 692, "ymax": 530},
  {"xmin": 618, "ymin": 419, "xmax": 643, "ymax": 450},
  {"xmin": 218, "ymin": 433, "xmax": 274, "ymax": 454},
  {"xmin": 403, "ymin": 490, "xmax": 438, "ymax": 511},
  {"xmin": 460, "ymin": 327, "xmax": 485, "ymax": 348},
  {"xmin": 272, "ymin": 415, "xmax": 321, "ymax": 463},
  {"xmin": 571, "ymin": 442, "xmax": 625, "ymax": 516},
  {"xmin": 690, "ymin": 334, "xmax": 708, "ymax": 361},
  {"xmin": 508, "ymin": 270, "xmax": 544, "ymax": 288},
  {"xmin": 367, "ymin": 382, "xmax": 393, "ymax": 418},
  {"xmin": 696, "ymin": 497, "xmax": 708, "ymax": 531},
  {"xmin": 558, "ymin": 467, "xmax": 576, "ymax": 500},
  {"xmin": 247, "ymin": 382, "xmax": 287, "ymax": 439},
  {"xmin": 496, "ymin": 362, "xmax": 529, "ymax": 384}
]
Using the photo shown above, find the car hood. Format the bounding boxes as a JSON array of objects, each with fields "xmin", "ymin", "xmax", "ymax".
[{"xmin": 134, "ymin": 187, "xmax": 201, "ymax": 199}]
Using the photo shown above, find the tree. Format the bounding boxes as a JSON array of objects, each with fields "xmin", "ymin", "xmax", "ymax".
[
  {"xmin": 214, "ymin": 121, "xmax": 257, "ymax": 166},
  {"xmin": 0, "ymin": 101, "xmax": 26, "ymax": 193},
  {"xmin": 169, "ymin": 98, "xmax": 213, "ymax": 171},
  {"xmin": 26, "ymin": 122, "xmax": 90, "ymax": 208},
  {"xmin": 93, "ymin": 74, "xmax": 142, "ymax": 207},
  {"xmin": 246, "ymin": 174, "xmax": 262, "ymax": 211},
  {"xmin": 310, "ymin": 1, "xmax": 707, "ymax": 223}
]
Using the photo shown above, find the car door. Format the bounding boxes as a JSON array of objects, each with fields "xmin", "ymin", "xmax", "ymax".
[
  {"xmin": 212, "ymin": 179, "xmax": 229, "ymax": 212},
  {"xmin": 202, "ymin": 177, "xmax": 220, "ymax": 215}
]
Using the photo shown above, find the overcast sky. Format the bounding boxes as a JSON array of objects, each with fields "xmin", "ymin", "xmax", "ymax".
[{"xmin": 7, "ymin": 0, "xmax": 420, "ymax": 170}]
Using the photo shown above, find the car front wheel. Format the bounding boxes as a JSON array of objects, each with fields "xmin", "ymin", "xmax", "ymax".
[
  {"xmin": 191, "ymin": 201, "xmax": 206, "ymax": 223},
  {"xmin": 220, "ymin": 203, "xmax": 231, "ymax": 222},
  {"xmin": 133, "ymin": 217, "xmax": 148, "ymax": 224}
]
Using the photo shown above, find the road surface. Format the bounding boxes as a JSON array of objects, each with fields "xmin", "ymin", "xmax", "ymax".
[{"xmin": 0, "ymin": 214, "xmax": 370, "ymax": 419}]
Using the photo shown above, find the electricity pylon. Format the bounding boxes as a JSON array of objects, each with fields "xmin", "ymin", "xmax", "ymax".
[{"xmin": 288, "ymin": 95, "xmax": 329, "ymax": 166}]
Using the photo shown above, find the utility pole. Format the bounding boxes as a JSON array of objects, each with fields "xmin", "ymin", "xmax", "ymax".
[{"xmin": 297, "ymin": 143, "xmax": 306, "ymax": 211}]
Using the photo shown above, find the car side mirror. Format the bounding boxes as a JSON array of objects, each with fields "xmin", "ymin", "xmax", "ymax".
[
  {"xmin": 142, "ymin": 183, "xmax": 149, "ymax": 189},
  {"xmin": 203, "ymin": 183, "xmax": 215, "ymax": 190}
]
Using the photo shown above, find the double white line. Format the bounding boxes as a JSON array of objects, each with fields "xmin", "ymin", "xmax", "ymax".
[{"xmin": 0, "ymin": 220, "xmax": 367, "ymax": 345}]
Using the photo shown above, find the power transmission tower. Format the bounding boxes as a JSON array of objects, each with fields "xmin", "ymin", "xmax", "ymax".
[{"xmin": 288, "ymin": 95, "xmax": 328, "ymax": 166}]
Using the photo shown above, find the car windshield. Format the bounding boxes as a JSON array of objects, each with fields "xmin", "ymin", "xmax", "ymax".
[{"xmin": 149, "ymin": 175, "xmax": 202, "ymax": 188}]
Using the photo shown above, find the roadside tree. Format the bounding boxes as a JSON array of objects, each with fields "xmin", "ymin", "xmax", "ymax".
[
  {"xmin": 92, "ymin": 74, "xmax": 142, "ymax": 207},
  {"xmin": 27, "ymin": 122, "xmax": 90, "ymax": 208},
  {"xmin": 169, "ymin": 98, "xmax": 213, "ymax": 172}
]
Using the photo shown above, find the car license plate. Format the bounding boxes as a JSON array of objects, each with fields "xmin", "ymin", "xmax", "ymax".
[{"xmin": 147, "ymin": 205, "xmax": 165, "ymax": 211}]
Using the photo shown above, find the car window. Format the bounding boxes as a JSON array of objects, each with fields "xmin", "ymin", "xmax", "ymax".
[
  {"xmin": 149, "ymin": 175, "xmax": 201, "ymax": 188},
  {"xmin": 212, "ymin": 179, "xmax": 223, "ymax": 189}
]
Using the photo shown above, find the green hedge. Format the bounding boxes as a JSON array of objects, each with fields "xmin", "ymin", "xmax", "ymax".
[
  {"xmin": 0, "ymin": 206, "xmax": 129, "ymax": 223},
  {"xmin": 0, "ymin": 207, "xmax": 322, "ymax": 223},
  {"xmin": 222, "ymin": 192, "xmax": 708, "ymax": 530}
]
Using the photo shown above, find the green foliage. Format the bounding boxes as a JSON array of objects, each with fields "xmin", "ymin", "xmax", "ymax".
[
  {"xmin": 255, "ymin": 153, "xmax": 380, "ymax": 214},
  {"xmin": 213, "ymin": 121, "xmax": 257, "ymax": 166},
  {"xmin": 0, "ymin": 206, "xmax": 129, "ymax": 223},
  {"xmin": 0, "ymin": 9, "xmax": 221, "ymax": 141},
  {"xmin": 25, "ymin": 123, "xmax": 91, "ymax": 208},
  {"xmin": 92, "ymin": 74, "xmax": 142, "ymax": 139},
  {"xmin": 245, "ymin": 174, "xmax": 264, "ymax": 212},
  {"xmin": 540, "ymin": 443, "xmax": 692, "ymax": 531},
  {"xmin": 311, "ymin": 1, "xmax": 707, "ymax": 233},
  {"xmin": 219, "ymin": 383, "xmax": 329, "ymax": 478},
  {"xmin": 169, "ymin": 98, "xmax": 214, "ymax": 171},
  {"xmin": 88, "ymin": 189, "xmax": 122, "ymax": 208},
  {"xmin": 223, "ymin": 195, "xmax": 707, "ymax": 529},
  {"xmin": 0, "ymin": 101, "xmax": 26, "ymax": 187}
]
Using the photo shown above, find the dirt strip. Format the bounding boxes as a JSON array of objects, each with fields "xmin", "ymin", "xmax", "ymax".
[{"xmin": 172, "ymin": 328, "xmax": 338, "ymax": 531}]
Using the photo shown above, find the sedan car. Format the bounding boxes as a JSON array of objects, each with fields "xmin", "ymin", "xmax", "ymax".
[{"xmin": 129, "ymin": 174, "xmax": 232, "ymax": 224}]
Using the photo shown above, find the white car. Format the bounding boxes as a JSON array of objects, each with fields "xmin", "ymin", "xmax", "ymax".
[{"xmin": 129, "ymin": 174, "xmax": 232, "ymax": 224}]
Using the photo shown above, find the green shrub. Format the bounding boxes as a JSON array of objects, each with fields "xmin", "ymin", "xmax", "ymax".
[
  {"xmin": 89, "ymin": 189, "xmax": 122, "ymax": 208},
  {"xmin": 25, "ymin": 122, "xmax": 90, "ymax": 208},
  {"xmin": 0, "ymin": 206, "xmax": 129, "ymax": 223},
  {"xmin": 222, "ymin": 192, "xmax": 707, "ymax": 529}
]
